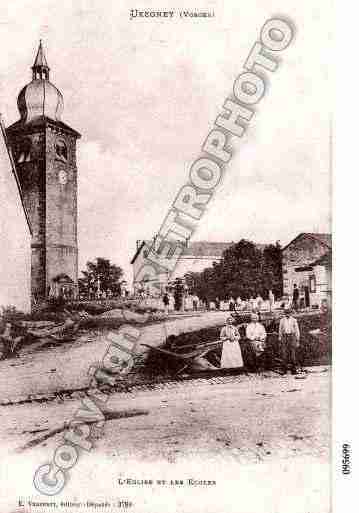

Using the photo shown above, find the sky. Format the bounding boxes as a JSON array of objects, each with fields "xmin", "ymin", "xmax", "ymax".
[{"xmin": 0, "ymin": 0, "xmax": 331, "ymax": 284}]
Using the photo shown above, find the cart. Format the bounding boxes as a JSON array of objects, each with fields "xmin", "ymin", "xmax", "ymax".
[{"xmin": 141, "ymin": 340, "xmax": 222, "ymax": 376}]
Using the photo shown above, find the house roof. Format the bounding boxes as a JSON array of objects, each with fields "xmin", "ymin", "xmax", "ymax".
[
  {"xmin": 131, "ymin": 240, "xmax": 234, "ymax": 265},
  {"xmin": 182, "ymin": 241, "xmax": 233, "ymax": 257},
  {"xmin": 282, "ymin": 232, "xmax": 332, "ymax": 252},
  {"xmin": 131, "ymin": 240, "xmax": 266, "ymax": 264}
]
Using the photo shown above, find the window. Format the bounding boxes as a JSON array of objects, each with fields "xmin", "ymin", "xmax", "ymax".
[
  {"xmin": 17, "ymin": 138, "xmax": 32, "ymax": 163},
  {"xmin": 309, "ymin": 275, "xmax": 316, "ymax": 293},
  {"xmin": 55, "ymin": 139, "xmax": 68, "ymax": 161}
]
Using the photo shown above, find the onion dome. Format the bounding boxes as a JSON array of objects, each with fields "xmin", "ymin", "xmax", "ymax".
[{"xmin": 17, "ymin": 41, "xmax": 64, "ymax": 123}]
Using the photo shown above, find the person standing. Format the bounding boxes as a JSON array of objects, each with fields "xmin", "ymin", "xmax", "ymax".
[
  {"xmin": 236, "ymin": 295, "xmax": 242, "ymax": 311},
  {"xmin": 292, "ymin": 284, "xmax": 299, "ymax": 311},
  {"xmin": 278, "ymin": 308, "xmax": 300, "ymax": 374},
  {"xmin": 249, "ymin": 296, "xmax": 255, "ymax": 311},
  {"xmin": 269, "ymin": 289, "xmax": 275, "ymax": 311},
  {"xmin": 192, "ymin": 294, "xmax": 199, "ymax": 311},
  {"xmin": 169, "ymin": 293, "xmax": 175, "ymax": 312},
  {"xmin": 256, "ymin": 294, "xmax": 263, "ymax": 311},
  {"xmin": 220, "ymin": 316, "xmax": 243, "ymax": 369},
  {"xmin": 185, "ymin": 294, "xmax": 193, "ymax": 311},
  {"xmin": 162, "ymin": 292, "xmax": 170, "ymax": 315},
  {"xmin": 246, "ymin": 313, "xmax": 267, "ymax": 371}
]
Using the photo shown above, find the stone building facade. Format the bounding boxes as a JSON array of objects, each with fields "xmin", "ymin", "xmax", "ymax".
[
  {"xmin": 282, "ymin": 233, "xmax": 332, "ymax": 308},
  {"xmin": 6, "ymin": 42, "xmax": 80, "ymax": 304}
]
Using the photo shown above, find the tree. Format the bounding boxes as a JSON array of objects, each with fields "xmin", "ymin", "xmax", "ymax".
[
  {"xmin": 262, "ymin": 242, "xmax": 283, "ymax": 298},
  {"xmin": 78, "ymin": 258, "xmax": 124, "ymax": 297},
  {"xmin": 220, "ymin": 240, "xmax": 263, "ymax": 298},
  {"xmin": 183, "ymin": 239, "xmax": 283, "ymax": 301}
]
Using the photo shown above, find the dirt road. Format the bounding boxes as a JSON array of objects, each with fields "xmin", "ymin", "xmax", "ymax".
[{"xmin": 0, "ymin": 368, "xmax": 330, "ymax": 513}]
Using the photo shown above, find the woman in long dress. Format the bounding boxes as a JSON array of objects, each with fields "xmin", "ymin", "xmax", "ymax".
[
  {"xmin": 169, "ymin": 294, "xmax": 175, "ymax": 312},
  {"xmin": 220, "ymin": 316, "xmax": 244, "ymax": 368}
]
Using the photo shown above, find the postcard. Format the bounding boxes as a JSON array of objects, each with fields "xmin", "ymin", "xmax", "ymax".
[{"xmin": 0, "ymin": 2, "xmax": 336, "ymax": 512}]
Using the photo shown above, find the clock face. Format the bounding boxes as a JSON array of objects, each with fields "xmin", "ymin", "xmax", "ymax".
[{"xmin": 58, "ymin": 170, "xmax": 68, "ymax": 185}]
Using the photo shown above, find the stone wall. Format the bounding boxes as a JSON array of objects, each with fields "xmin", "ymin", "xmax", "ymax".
[{"xmin": 45, "ymin": 125, "xmax": 78, "ymax": 291}]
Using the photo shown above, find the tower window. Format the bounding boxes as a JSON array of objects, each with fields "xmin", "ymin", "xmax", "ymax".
[
  {"xmin": 55, "ymin": 139, "xmax": 68, "ymax": 162},
  {"xmin": 16, "ymin": 138, "xmax": 32, "ymax": 163}
]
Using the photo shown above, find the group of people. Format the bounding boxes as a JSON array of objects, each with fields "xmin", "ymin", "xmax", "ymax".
[
  {"xmin": 162, "ymin": 292, "xmax": 200, "ymax": 314},
  {"xmin": 220, "ymin": 307, "xmax": 301, "ymax": 375},
  {"xmin": 81, "ymin": 289, "xmax": 129, "ymax": 301},
  {"xmin": 210, "ymin": 291, "xmax": 276, "ymax": 312},
  {"xmin": 161, "ymin": 290, "xmax": 277, "ymax": 314}
]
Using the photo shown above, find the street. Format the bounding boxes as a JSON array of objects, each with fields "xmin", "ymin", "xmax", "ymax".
[{"xmin": 0, "ymin": 367, "xmax": 330, "ymax": 513}]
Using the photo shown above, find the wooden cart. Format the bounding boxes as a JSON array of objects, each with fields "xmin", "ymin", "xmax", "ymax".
[{"xmin": 141, "ymin": 340, "xmax": 222, "ymax": 376}]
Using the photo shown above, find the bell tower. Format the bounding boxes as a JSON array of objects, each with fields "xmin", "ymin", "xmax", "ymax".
[{"xmin": 6, "ymin": 42, "xmax": 81, "ymax": 304}]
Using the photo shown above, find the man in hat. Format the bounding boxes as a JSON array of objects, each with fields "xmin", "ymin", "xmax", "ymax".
[
  {"xmin": 278, "ymin": 308, "xmax": 300, "ymax": 374},
  {"xmin": 246, "ymin": 313, "xmax": 267, "ymax": 371}
]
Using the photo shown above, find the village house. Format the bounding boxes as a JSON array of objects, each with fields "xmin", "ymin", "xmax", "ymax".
[
  {"xmin": 282, "ymin": 233, "xmax": 332, "ymax": 308},
  {"xmin": 0, "ymin": 117, "xmax": 32, "ymax": 312},
  {"xmin": 131, "ymin": 240, "xmax": 233, "ymax": 295}
]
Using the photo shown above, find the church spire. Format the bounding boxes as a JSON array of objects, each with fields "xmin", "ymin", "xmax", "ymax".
[{"xmin": 31, "ymin": 40, "xmax": 50, "ymax": 80}]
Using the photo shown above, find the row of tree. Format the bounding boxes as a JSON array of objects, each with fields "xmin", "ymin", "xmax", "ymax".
[
  {"xmin": 184, "ymin": 240, "xmax": 283, "ymax": 301},
  {"xmin": 77, "ymin": 240, "xmax": 282, "ymax": 301}
]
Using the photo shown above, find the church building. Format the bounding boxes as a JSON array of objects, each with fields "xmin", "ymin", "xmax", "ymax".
[{"xmin": 6, "ymin": 42, "xmax": 81, "ymax": 304}]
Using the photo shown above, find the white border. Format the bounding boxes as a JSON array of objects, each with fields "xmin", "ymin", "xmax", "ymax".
[{"xmin": 333, "ymin": 2, "xmax": 358, "ymax": 510}]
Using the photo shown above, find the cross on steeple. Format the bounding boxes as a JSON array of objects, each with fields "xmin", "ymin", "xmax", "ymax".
[{"xmin": 32, "ymin": 40, "xmax": 50, "ymax": 80}]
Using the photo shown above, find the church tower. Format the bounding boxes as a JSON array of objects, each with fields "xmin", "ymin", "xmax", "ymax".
[{"xmin": 6, "ymin": 42, "xmax": 81, "ymax": 304}]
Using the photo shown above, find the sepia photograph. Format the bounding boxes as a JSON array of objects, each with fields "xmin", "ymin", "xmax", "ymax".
[{"xmin": 0, "ymin": 2, "xmax": 333, "ymax": 512}]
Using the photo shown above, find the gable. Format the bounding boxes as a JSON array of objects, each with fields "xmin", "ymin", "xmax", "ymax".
[
  {"xmin": 282, "ymin": 233, "xmax": 331, "ymax": 253},
  {"xmin": 282, "ymin": 233, "xmax": 331, "ymax": 270}
]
